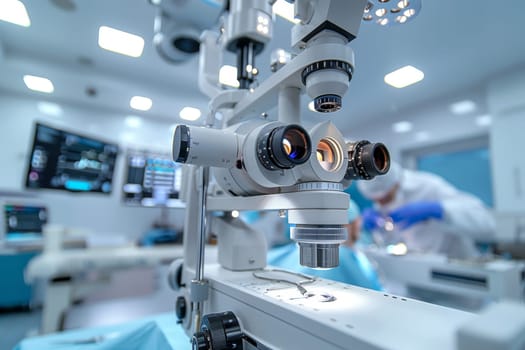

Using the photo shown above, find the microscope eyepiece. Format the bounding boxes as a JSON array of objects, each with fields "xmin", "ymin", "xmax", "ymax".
[
  {"xmin": 257, "ymin": 124, "xmax": 311, "ymax": 170},
  {"xmin": 345, "ymin": 140, "xmax": 390, "ymax": 180},
  {"xmin": 172, "ymin": 124, "xmax": 190, "ymax": 163}
]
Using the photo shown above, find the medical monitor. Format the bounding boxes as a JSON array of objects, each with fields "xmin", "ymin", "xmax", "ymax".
[
  {"xmin": 122, "ymin": 150, "xmax": 184, "ymax": 208},
  {"xmin": 25, "ymin": 123, "xmax": 119, "ymax": 194},
  {"xmin": 2, "ymin": 203, "xmax": 48, "ymax": 243}
]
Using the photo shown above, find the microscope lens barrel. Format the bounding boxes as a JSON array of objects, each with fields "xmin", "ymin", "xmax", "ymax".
[
  {"xmin": 172, "ymin": 125, "xmax": 239, "ymax": 168},
  {"xmin": 299, "ymin": 243, "xmax": 339, "ymax": 269},
  {"xmin": 257, "ymin": 124, "xmax": 311, "ymax": 170},
  {"xmin": 346, "ymin": 140, "xmax": 390, "ymax": 180},
  {"xmin": 291, "ymin": 225, "xmax": 347, "ymax": 269}
]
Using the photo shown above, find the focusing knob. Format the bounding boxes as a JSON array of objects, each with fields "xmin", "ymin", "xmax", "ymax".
[
  {"xmin": 192, "ymin": 311, "xmax": 244, "ymax": 350},
  {"xmin": 175, "ymin": 296, "xmax": 187, "ymax": 321},
  {"xmin": 346, "ymin": 141, "xmax": 390, "ymax": 180},
  {"xmin": 354, "ymin": 141, "xmax": 373, "ymax": 179},
  {"xmin": 301, "ymin": 60, "xmax": 353, "ymax": 86},
  {"xmin": 192, "ymin": 332, "xmax": 210, "ymax": 350}
]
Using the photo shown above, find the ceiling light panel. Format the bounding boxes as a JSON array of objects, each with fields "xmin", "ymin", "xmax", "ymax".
[
  {"xmin": 98, "ymin": 26, "xmax": 145, "ymax": 58},
  {"xmin": 0, "ymin": 0, "xmax": 31, "ymax": 27},
  {"xmin": 415, "ymin": 131, "xmax": 430, "ymax": 141},
  {"xmin": 273, "ymin": 0, "xmax": 300, "ymax": 24},
  {"xmin": 476, "ymin": 114, "xmax": 492, "ymax": 127},
  {"xmin": 125, "ymin": 115, "xmax": 142, "ymax": 128},
  {"xmin": 179, "ymin": 107, "xmax": 202, "ymax": 121},
  {"xmin": 392, "ymin": 121, "xmax": 413, "ymax": 133},
  {"xmin": 384, "ymin": 65, "xmax": 424, "ymax": 88},
  {"xmin": 38, "ymin": 101, "xmax": 62, "ymax": 116},
  {"xmin": 449, "ymin": 100, "xmax": 477, "ymax": 115},
  {"xmin": 130, "ymin": 96, "xmax": 152, "ymax": 111},
  {"xmin": 23, "ymin": 75, "xmax": 54, "ymax": 93},
  {"xmin": 219, "ymin": 65, "xmax": 240, "ymax": 88}
]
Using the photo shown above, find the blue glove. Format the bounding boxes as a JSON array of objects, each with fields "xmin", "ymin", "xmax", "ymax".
[
  {"xmin": 389, "ymin": 201, "xmax": 444, "ymax": 229},
  {"xmin": 362, "ymin": 208, "xmax": 383, "ymax": 232}
]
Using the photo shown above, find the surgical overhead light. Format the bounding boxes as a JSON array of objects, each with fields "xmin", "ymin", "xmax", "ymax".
[{"xmin": 363, "ymin": 0, "xmax": 421, "ymax": 26}]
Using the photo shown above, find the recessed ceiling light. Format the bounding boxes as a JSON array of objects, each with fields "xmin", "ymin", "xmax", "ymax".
[
  {"xmin": 98, "ymin": 26, "xmax": 144, "ymax": 58},
  {"xmin": 125, "ymin": 115, "xmax": 142, "ymax": 128},
  {"xmin": 219, "ymin": 65, "xmax": 240, "ymax": 88},
  {"xmin": 23, "ymin": 75, "xmax": 54, "ymax": 93},
  {"xmin": 273, "ymin": 0, "xmax": 300, "ymax": 24},
  {"xmin": 415, "ymin": 131, "xmax": 430, "ymax": 141},
  {"xmin": 37, "ymin": 101, "xmax": 62, "ymax": 116},
  {"xmin": 449, "ymin": 100, "xmax": 477, "ymax": 115},
  {"xmin": 384, "ymin": 65, "xmax": 424, "ymax": 88},
  {"xmin": 0, "ymin": 0, "xmax": 31, "ymax": 27},
  {"xmin": 392, "ymin": 121, "xmax": 413, "ymax": 133},
  {"xmin": 130, "ymin": 96, "xmax": 152, "ymax": 111},
  {"xmin": 119, "ymin": 132, "xmax": 135, "ymax": 143},
  {"xmin": 476, "ymin": 114, "xmax": 492, "ymax": 127},
  {"xmin": 179, "ymin": 107, "xmax": 202, "ymax": 121}
]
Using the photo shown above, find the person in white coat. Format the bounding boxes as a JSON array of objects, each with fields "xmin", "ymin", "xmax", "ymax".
[{"xmin": 357, "ymin": 162, "xmax": 495, "ymax": 259}]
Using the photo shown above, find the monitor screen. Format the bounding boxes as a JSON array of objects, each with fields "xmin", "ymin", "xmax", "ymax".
[
  {"xmin": 122, "ymin": 150, "xmax": 184, "ymax": 207},
  {"xmin": 25, "ymin": 123, "xmax": 119, "ymax": 194},
  {"xmin": 3, "ymin": 204, "xmax": 48, "ymax": 242}
]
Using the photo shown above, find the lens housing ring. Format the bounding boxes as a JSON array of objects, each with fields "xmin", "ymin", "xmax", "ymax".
[
  {"xmin": 346, "ymin": 140, "xmax": 390, "ymax": 180},
  {"xmin": 173, "ymin": 125, "xmax": 190, "ymax": 163},
  {"xmin": 257, "ymin": 124, "xmax": 311, "ymax": 170}
]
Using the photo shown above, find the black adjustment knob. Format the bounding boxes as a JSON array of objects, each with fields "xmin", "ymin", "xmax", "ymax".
[
  {"xmin": 192, "ymin": 332, "xmax": 209, "ymax": 350},
  {"xmin": 175, "ymin": 296, "xmax": 187, "ymax": 321},
  {"xmin": 192, "ymin": 311, "xmax": 244, "ymax": 350}
]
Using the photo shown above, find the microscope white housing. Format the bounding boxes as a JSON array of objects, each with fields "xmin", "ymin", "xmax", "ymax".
[{"xmin": 164, "ymin": 1, "xmax": 525, "ymax": 349}]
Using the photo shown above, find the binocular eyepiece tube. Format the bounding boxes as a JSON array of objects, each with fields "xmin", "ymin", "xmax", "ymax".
[
  {"xmin": 346, "ymin": 140, "xmax": 390, "ymax": 180},
  {"xmin": 257, "ymin": 124, "xmax": 311, "ymax": 170},
  {"xmin": 172, "ymin": 123, "xmax": 312, "ymax": 171}
]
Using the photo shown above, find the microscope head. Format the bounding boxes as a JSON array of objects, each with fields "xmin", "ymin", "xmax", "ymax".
[{"xmin": 292, "ymin": 0, "xmax": 368, "ymax": 112}]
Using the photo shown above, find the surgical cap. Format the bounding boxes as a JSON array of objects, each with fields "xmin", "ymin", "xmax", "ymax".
[
  {"xmin": 357, "ymin": 162, "xmax": 402, "ymax": 199},
  {"xmin": 348, "ymin": 199, "xmax": 360, "ymax": 223}
]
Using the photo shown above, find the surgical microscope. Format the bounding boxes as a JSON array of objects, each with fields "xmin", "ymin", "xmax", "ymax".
[{"xmin": 151, "ymin": 0, "xmax": 525, "ymax": 349}]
